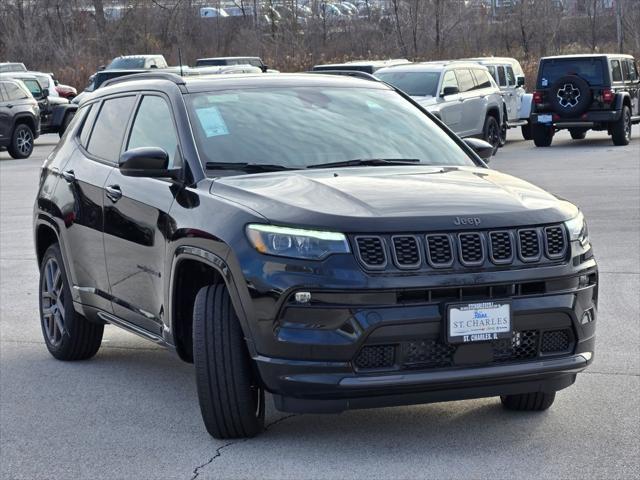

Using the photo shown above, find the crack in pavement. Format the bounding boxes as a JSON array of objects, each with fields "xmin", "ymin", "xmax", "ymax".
[{"xmin": 190, "ymin": 414, "xmax": 297, "ymax": 480}]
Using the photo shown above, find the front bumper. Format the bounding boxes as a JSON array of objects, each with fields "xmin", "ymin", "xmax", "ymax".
[{"xmin": 251, "ymin": 263, "xmax": 597, "ymax": 413}]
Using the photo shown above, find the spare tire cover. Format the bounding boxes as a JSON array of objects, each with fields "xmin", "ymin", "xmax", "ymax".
[{"xmin": 548, "ymin": 75, "xmax": 592, "ymax": 118}]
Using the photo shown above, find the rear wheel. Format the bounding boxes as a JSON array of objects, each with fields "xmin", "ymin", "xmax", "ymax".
[
  {"xmin": 501, "ymin": 392, "xmax": 556, "ymax": 411},
  {"xmin": 482, "ymin": 115, "xmax": 501, "ymax": 155},
  {"xmin": 521, "ymin": 122, "xmax": 532, "ymax": 140},
  {"xmin": 8, "ymin": 124, "xmax": 34, "ymax": 159},
  {"xmin": 499, "ymin": 122, "xmax": 507, "ymax": 147},
  {"xmin": 39, "ymin": 244, "xmax": 103, "ymax": 360},
  {"xmin": 611, "ymin": 106, "xmax": 632, "ymax": 146},
  {"xmin": 569, "ymin": 128, "xmax": 587, "ymax": 140},
  {"xmin": 533, "ymin": 124, "xmax": 554, "ymax": 147},
  {"xmin": 193, "ymin": 284, "xmax": 265, "ymax": 439}
]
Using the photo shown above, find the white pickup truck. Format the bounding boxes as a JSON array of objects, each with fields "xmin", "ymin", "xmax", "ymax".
[{"xmin": 466, "ymin": 57, "xmax": 534, "ymax": 141}]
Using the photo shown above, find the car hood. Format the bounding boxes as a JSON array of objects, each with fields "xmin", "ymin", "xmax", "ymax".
[{"xmin": 210, "ymin": 166, "xmax": 577, "ymax": 232}]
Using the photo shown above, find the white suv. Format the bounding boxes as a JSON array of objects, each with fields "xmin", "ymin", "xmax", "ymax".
[
  {"xmin": 376, "ymin": 61, "xmax": 505, "ymax": 154},
  {"xmin": 466, "ymin": 57, "xmax": 533, "ymax": 141}
]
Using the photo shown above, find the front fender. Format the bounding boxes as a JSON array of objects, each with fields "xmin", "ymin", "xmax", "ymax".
[{"xmin": 50, "ymin": 104, "xmax": 77, "ymax": 128}]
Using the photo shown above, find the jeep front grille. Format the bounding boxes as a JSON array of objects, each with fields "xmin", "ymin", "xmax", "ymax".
[
  {"xmin": 353, "ymin": 225, "xmax": 567, "ymax": 272},
  {"xmin": 391, "ymin": 236, "xmax": 421, "ymax": 269}
]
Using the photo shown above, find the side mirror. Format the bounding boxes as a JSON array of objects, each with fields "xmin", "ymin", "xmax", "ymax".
[
  {"xmin": 98, "ymin": 65, "xmax": 106, "ymax": 71},
  {"xmin": 516, "ymin": 75, "xmax": 525, "ymax": 87},
  {"xmin": 441, "ymin": 86, "xmax": 459, "ymax": 97},
  {"xmin": 463, "ymin": 138, "xmax": 494, "ymax": 162},
  {"xmin": 119, "ymin": 147, "xmax": 181, "ymax": 179},
  {"xmin": 42, "ymin": 88, "xmax": 49, "ymax": 98},
  {"xmin": 150, "ymin": 64, "xmax": 158, "ymax": 69}
]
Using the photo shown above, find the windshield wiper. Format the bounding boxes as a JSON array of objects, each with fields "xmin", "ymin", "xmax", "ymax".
[
  {"xmin": 307, "ymin": 158, "xmax": 421, "ymax": 169},
  {"xmin": 205, "ymin": 162, "xmax": 299, "ymax": 173}
]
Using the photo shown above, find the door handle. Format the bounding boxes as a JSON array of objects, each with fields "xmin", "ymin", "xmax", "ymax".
[
  {"xmin": 458, "ymin": 97, "xmax": 465, "ymax": 102},
  {"xmin": 105, "ymin": 185, "xmax": 122, "ymax": 202},
  {"xmin": 6, "ymin": 104, "xmax": 13, "ymax": 108},
  {"xmin": 61, "ymin": 170, "xmax": 75, "ymax": 182}
]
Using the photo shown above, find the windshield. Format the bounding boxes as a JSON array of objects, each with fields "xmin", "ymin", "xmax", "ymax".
[
  {"xmin": 107, "ymin": 57, "xmax": 146, "ymax": 69},
  {"xmin": 539, "ymin": 58, "xmax": 605, "ymax": 87},
  {"xmin": 186, "ymin": 86, "xmax": 474, "ymax": 171},
  {"xmin": 375, "ymin": 71, "xmax": 440, "ymax": 97}
]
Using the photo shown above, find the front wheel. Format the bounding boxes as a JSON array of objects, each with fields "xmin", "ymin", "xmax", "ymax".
[
  {"xmin": 39, "ymin": 244, "xmax": 103, "ymax": 360},
  {"xmin": 532, "ymin": 124, "xmax": 554, "ymax": 147},
  {"xmin": 482, "ymin": 115, "xmax": 501, "ymax": 155},
  {"xmin": 193, "ymin": 284, "xmax": 265, "ymax": 439},
  {"xmin": 611, "ymin": 106, "xmax": 632, "ymax": 146},
  {"xmin": 501, "ymin": 392, "xmax": 556, "ymax": 411},
  {"xmin": 499, "ymin": 122, "xmax": 507, "ymax": 147},
  {"xmin": 8, "ymin": 124, "xmax": 34, "ymax": 159}
]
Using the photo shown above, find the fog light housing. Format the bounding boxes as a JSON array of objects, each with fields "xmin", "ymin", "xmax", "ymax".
[
  {"xmin": 581, "ymin": 309, "xmax": 594, "ymax": 325},
  {"xmin": 294, "ymin": 291, "xmax": 311, "ymax": 304}
]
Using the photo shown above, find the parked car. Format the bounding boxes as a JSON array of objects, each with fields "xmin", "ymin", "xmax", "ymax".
[
  {"xmin": 0, "ymin": 72, "xmax": 76, "ymax": 137},
  {"xmin": 34, "ymin": 71, "xmax": 597, "ymax": 439},
  {"xmin": 195, "ymin": 56, "xmax": 273, "ymax": 73},
  {"xmin": 466, "ymin": 57, "xmax": 533, "ymax": 141},
  {"xmin": 530, "ymin": 53, "xmax": 639, "ymax": 146},
  {"xmin": 104, "ymin": 55, "xmax": 168, "ymax": 70},
  {"xmin": 312, "ymin": 59, "xmax": 410, "ymax": 74},
  {"xmin": 376, "ymin": 61, "xmax": 505, "ymax": 154},
  {"xmin": 0, "ymin": 62, "xmax": 28, "ymax": 73},
  {"xmin": 0, "ymin": 78, "xmax": 40, "ymax": 158}
]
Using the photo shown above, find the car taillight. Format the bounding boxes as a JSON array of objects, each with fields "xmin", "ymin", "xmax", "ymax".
[
  {"xmin": 602, "ymin": 89, "xmax": 614, "ymax": 103},
  {"xmin": 533, "ymin": 91, "xmax": 543, "ymax": 104}
]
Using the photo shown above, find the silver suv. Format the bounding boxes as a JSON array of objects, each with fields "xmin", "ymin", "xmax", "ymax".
[{"xmin": 376, "ymin": 61, "xmax": 505, "ymax": 154}]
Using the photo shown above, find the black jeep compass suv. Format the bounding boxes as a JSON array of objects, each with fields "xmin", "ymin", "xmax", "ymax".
[{"xmin": 33, "ymin": 72, "xmax": 598, "ymax": 439}]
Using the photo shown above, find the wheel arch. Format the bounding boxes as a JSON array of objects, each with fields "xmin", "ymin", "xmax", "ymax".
[
  {"xmin": 614, "ymin": 91, "xmax": 631, "ymax": 111},
  {"xmin": 35, "ymin": 218, "xmax": 61, "ymax": 266},
  {"xmin": 12, "ymin": 114, "xmax": 37, "ymax": 136},
  {"xmin": 169, "ymin": 245, "xmax": 255, "ymax": 363}
]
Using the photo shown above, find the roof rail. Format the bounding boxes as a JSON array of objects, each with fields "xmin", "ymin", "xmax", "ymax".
[
  {"xmin": 101, "ymin": 71, "xmax": 186, "ymax": 88},
  {"xmin": 306, "ymin": 70, "xmax": 381, "ymax": 82}
]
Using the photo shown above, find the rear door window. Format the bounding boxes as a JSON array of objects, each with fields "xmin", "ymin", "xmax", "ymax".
[
  {"xmin": 539, "ymin": 58, "xmax": 605, "ymax": 87},
  {"xmin": 86, "ymin": 96, "xmax": 136, "ymax": 163},
  {"xmin": 472, "ymin": 69, "xmax": 492, "ymax": 89},
  {"xmin": 610, "ymin": 60, "xmax": 623, "ymax": 82},
  {"xmin": 4, "ymin": 82, "xmax": 29, "ymax": 101},
  {"xmin": 455, "ymin": 69, "xmax": 475, "ymax": 93}
]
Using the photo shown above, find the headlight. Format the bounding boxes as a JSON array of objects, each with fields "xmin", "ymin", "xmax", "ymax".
[
  {"xmin": 564, "ymin": 211, "xmax": 589, "ymax": 246},
  {"xmin": 246, "ymin": 224, "xmax": 350, "ymax": 260}
]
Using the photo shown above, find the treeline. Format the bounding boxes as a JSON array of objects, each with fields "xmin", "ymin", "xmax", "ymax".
[{"xmin": 1, "ymin": 0, "xmax": 639, "ymax": 89}]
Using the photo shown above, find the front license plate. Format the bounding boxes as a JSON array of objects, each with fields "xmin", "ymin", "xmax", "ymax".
[
  {"xmin": 447, "ymin": 301, "xmax": 511, "ymax": 344},
  {"xmin": 538, "ymin": 114, "xmax": 553, "ymax": 124}
]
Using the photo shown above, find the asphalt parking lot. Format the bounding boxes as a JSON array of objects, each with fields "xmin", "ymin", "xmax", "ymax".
[{"xmin": 1, "ymin": 130, "xmax": 639, "ymax": 479}]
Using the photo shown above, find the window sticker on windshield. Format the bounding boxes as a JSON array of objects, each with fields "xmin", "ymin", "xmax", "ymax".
[
  {"xmin": 541, "ymin": 77, "xmax": 548, "ymax": 87},
  {"xmin": 195, "ymin": 106, "xmax": 229, "ymax": 137}
]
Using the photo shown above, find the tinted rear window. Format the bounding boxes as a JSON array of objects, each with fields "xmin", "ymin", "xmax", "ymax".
[
  {"xmin": 539, "ymin": 58, "xmax": 605, "ymax": 87},
  {"xmin": 86, "ymin": 96, "xmax": 136, "ymax": 163},
  {"xmin": 107, "ymin": 57, "xmax": 146, "ymax": 69}
]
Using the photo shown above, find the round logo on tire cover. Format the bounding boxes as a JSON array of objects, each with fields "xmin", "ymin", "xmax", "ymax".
[{"xmin": 557, "ymin": 83, "xmax": 581, "ymax": 108}]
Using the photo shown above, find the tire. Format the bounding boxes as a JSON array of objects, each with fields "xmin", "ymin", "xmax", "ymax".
[
  {"xmin": 521, "ymin": 122, "xmax": 532, "ymax": 140},
  {"xmin": 501, "ymin": 392, "xmax": 556, "ymax": 411},
  {"xmin": 482, "ymin": 115, "xmax": 501, "ymax": 155},
  {"xmin": 58, "ymin": 112, "xmax": 74, "ymax": 138},
  {"xmin": 569, "ymin": 128, "xmax": 587, "ymax": 140},
  {"xmin": 7, "ymin": 123, "xmax": 34, "ymax": 159},
  {"xmin": 548, "ymin": 75, "xmax": 592, "ymax": 118},
  {"xmin": 532, "ymin": 124, "xmax": 554, "ymax": 147},
  {"xmin": 611, "ymin": 105, "xmax": 632, "ymax": 146},
  {"xmin": 499, "ymin": 121, "xmax": 507, "ymax": 147},
  {"xmin": 193, "ymin": 284, "xmax": 265, "ymax": 439},
  {"xmin": 39, "ymin": 244, "xmax": 103, "ymax": 360}
]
